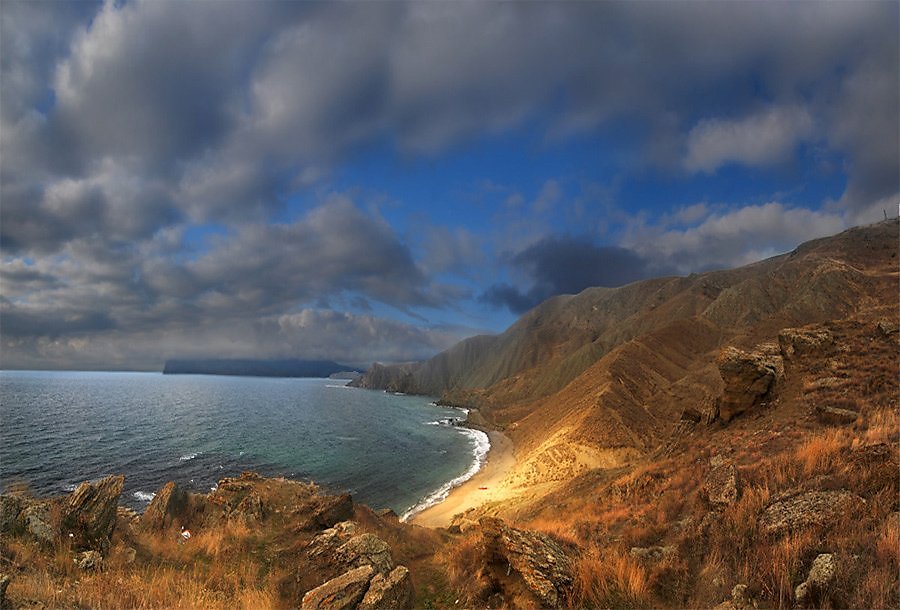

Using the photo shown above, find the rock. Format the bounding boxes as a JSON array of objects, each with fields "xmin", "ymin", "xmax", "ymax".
[
  {"xmin": 679, "ymin": 407, "xmax": 702, "ymax": 423},
  {"xmin": 629, "ymin": 545, "xmax": 676, "ymax": 563},
  {"xmin": 702, "ymin": 459, "xmax": 739, "ymax": 506},
  {"xmin": 778, "ymin": 327, "xmax": 833, "ymax": 360},
  {"xmin": 716, "ymin": 344, "xmax": 783, "ymax": 422},
  {"xmin": 794, "ymin": 553, "xmax": 836, "ymax": 607},
  {"xmin": 0, "ymin": 495, "xmax": 24, "ymax": 535},
  {"xmin": 712, "ymin": 583, "xmax": 754, "ymax": 610},
  {"xmin": 479, "ymin": 517, "xmax": 574, "ymax": 608},
  {"xmin": 22, "ymin": 502, "xmax": 57, "ymax": 544},
  {"xmin": 313, "ymin": 493, "xmax": 354, "ymax": 529},
  {"xmin": 141, "ymin": 481, "xmax": 189, "ymax": 530},
  {"xmin": 358, "ymin": 566, "xmax": 414, "ymax": 610},
  {"xmin": 124, "ymin": 546, "xmax": 137, "ymax": 564},
  {"xmin": 235, "ymin": 491, "xmax": 266, "ymax": 522},
  {"xmin": 75, "ymin": 550, "xmax": 103, "ymax": 571},
  {"xmin": 0, "ymin": 573, "xmax": 10, "ymax": 610},
  {"xmin": 301, "ymin": 565, "xmax": 375, "ymax": 610},
  {"xmin": 758, "ymin": 490, "xmax": 864, "ymax": 535},
  {"xmin": 876, "ymin": 320, "xmax": 899, "ymax": 336},
  {"xmin": 375, "ymin": 508, "xmax": 398, "ymax": 520},
  {"xmin": 814, "ymin": 404, "xmax": 858, "ymax": 425},
  {"xmin": 334, "ymin": 534, "xmax": 394, "ymax": 575},
  {"xmin": 62, "ymin": 475, "xmax": 124, "ymax": 552},
  {"xmin": 306, "ymin": 521, "xmax": 359, "ymax": 561}
]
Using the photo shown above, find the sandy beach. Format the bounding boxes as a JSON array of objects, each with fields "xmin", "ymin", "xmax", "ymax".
[{"xmin": 410, "ymin": 429, "xmax": 516, "ymax": 528}]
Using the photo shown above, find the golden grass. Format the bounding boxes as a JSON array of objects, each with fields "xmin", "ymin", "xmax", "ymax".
[{"xmin": 572, "ymin": 546, "xmax": 651, "ymax": 609}]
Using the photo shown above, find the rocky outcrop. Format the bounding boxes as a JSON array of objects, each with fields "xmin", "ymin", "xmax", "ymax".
[
  {"xmin": 794, "ymin": 553, "xmax": 836, "ymax": 608},
  {"xmin": 716, "ymin": 344, "xmax": 783, "ymax": 422},
  {"xmin": 758, "ymin": 490, "xmax": 864, "ymax": 535},
  {"xmin": 0, "ymin": 495, "xmax": 24, "ymax": 535},
  {"xmin": 22, "ymin": 502, "xmax": 57, "ymax": 544},
  {"xmin": 702, "ymin": 457, "xmax": 739, "ymax": 506},
  {"xmin": 358, "ymin": 566, "xmax": 414, "ymax": 610},
  {"xmin": 814, "ymin": 404, "xmax": 858, "ymax": 425},
  {"xmin": 479, "ymin": 517, "xmax": 574, "ymax": 608},
  {"xmin": 778, "ymin": 327, "xmax": 833, "ymax": 360},
  {"xmin": 307, "ymin": 493, "xmax": 354, "ymax": 530},
  {"xmin": 62, "ymin": 475, "xmax": 124, "ymax": 552},
  {"xmin": 334, "ymin": 534, "xmax": 394, "ymax": 575},
  {"xmin": 713, "ymin": 583, "xmax": 755, "ymax": 610},
  {"xmin": 301, "ymin": 565, "xmax": 375, "ymax": 610},
  {"xmin": 141, "ymin": 482, "xmax": 189, "ymax": 530}
]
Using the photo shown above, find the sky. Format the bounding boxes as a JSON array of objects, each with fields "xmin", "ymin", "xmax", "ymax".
[{"xmin": 1, "ymin": 0, "xmax": 897, "ymax": 371}]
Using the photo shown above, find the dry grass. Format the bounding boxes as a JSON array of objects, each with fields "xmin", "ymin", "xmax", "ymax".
[{"xmin": 572, "ymin": 545, "xmax": 652, "ymax": 609}]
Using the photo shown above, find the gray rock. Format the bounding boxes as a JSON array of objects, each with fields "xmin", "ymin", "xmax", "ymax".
[
  {"xmin": 22, "ymin": 502, "xmax": 57, "ymax": 544},
  {"xmin": 141, "ymin": 481, "xmax": 188, "ymax": 530},
  {"xmin": 702, "ymin": 459, "xmax": 739, "ymax": 506},
  {"xmin": 301, "ymin": 565, "xmax": 375, "ymax": 610},
  {"xmin": 778, "ymin": 327, "xmax": 834, "ymax": 360},
  {"xmin": 814, "ymin": 404, "xmax": 858, "ymax": 425},
  {"xmin": 306, "ymin": 521, "xmax": 359, "ymax": 561},
  {"xmin": 794, "ymin": 553, "xmax": 836, "ymax": 607},
  {"xmin": 359, "ymin": 566, "xmax": 414, "ymax": 610},
  {"xmin": 480, "ymin": 517, "xmax": 574, "ymax": 608},
  {"xmin": 758, "ymin": 491, "xmax": 864, "ymax": 535},
  {"xmin": 335, "ymin": 533, "xmax": 394, "ymax": 575}
]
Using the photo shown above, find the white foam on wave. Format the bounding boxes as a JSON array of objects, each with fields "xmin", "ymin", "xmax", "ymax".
[
  {"xmin": 325, "ymin": 384, "xmax": 353, "ymax": 389},
  {"xmin": 400, "ymin": 426, "xmax": 491, "ymax": 522},
  {"xmin": 133, "ymin": 491, "xmax": 156, "ymax": 504},
  {"xmin": 179, "ymin": 452, "xmax": 200, "ymax": 461},
  {"xmin": 63, "ymin": 483, "xmax": 77, "ymax": 492}
]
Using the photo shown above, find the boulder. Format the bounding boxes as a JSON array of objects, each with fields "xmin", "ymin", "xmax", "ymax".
[
  {"xmin": 876, "ymin": 320, "xmax": 898, "ymax": 337},
  {"xmin": 62, "ymin": 475, "xmax": 124, "ymax": 552},
  {"xmin": 298, "ymin": 493, "xmax": 355, "ymax": 531},
  {"xmin": 141, "ymin": 481, "xmax": 188, "ymax": 530},
  {"xmin": 0, "ymin": 495, "xmax": 24, "ymax": 535},
  {"xmin": 75, "ymin": 550, "xmax": 103, "ymax": 571},
  {"xmin": 702, "ymin": 458, "xmax": 739, "ymax": 506},
  {"xmin": 334, "ymin": 533, "xmax": 394, "ymax": 575},
  {"xmin": 794, "ymin": 553, "xmax": 836, "ymax": 608},
  {"xmin": 758, "ymin": 490, "xmax": 864, "ymax": 535},
  {"xmin": 778, "ymin": 327, "xmax": 833, "ymax": 360},
  {"xmin": 712, "ymin": 583, "xmax": 754, "ymax": 610},
  {"xmin": 358, "ymin": 566, "xmax": 414, "ymax": 610},
  {"xmin": 306, "ymin": 521, "xmax": 360, "ymax": 562},
  {"xmin": 301, "ymin": 565, "xmax": 375, "ymax": 610},
  {"xmin": 479, "ymin": 517, "xmax": 574, "ymax": 608},
  {"xmin": 679, "ymin": 408, "xmax": 702, "ymax": 423},
  {"xmin": 716, "ymin": 344, "xmax": 783, "ymax": 422},
  {"xmin": 22, "ymin": 502, "xmax": 57, "ymax": 544},
  {"xmin": 814, "ymin": 404, "xmax": 858, "ymax": 425}
]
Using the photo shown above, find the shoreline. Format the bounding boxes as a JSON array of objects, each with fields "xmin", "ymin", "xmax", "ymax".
[{"xmin": 410, "ymin": 426, "xmax": 515, "ymax": 528}]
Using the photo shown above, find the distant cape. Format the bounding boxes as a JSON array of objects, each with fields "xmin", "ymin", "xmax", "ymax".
[{"xmin": 162, "ymin": 358, "xmax": 362, "ymax": 378}]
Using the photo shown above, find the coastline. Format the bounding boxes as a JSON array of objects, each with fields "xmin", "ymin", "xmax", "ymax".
[{"xmin": 410, "ymin": 427, "xmax": 515, "ymax": 528}]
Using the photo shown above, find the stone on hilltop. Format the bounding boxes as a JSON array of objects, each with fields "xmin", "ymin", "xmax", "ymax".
[
  {"xmin": 479, "ymin": 517, "xmax": 574, "ymax": 608},
  {"xmin": 359, "ymin": 566, "xmax": 414, "ymax": 610},
  {"xmin": 814, "ymin": 404, "xmax": 858, "ymax": 425},
  {"xmin": 301, "ymin": 564, "xmax": 375, "ymax": 610},
  {"xmin": 758, "ymin": 490, "xmax": 864, "ymax": 535},
  {"xmin": 716, "ymin": 344, "xmax": 783, "ymax": 422}
]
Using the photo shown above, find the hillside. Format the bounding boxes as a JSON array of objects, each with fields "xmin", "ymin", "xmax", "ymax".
[{"xmin": 2, "ymin": 220, "xmax": 897, "ymax": 609}]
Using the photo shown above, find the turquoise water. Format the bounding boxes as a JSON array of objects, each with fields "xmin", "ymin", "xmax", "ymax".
[{"xmin": 0, "ymin": 371, "xmax": 486, "ymax": 517}]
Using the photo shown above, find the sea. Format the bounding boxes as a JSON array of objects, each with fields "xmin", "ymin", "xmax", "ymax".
[{"xmin": 0, "ymin": 371, "xmax": 488, "ymax": 520}]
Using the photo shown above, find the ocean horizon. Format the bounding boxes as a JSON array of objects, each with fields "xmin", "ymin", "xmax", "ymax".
[{"xmin": 0, "ymin": 370, "xmax": 488, "ymax": 519}]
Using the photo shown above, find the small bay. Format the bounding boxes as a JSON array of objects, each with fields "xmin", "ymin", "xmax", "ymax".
[{"xmin": 0, "ymin": 371, "xmax": 483, "ymax": 516}]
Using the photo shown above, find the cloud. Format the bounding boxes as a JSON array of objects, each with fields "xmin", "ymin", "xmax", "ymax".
[
  {"xmin": 685, "ymin": 106, "xmax": 815, "ymax": 173},
  {"xmin": 622, "ymin": 202, "xmax": 849, "ymax": 273},
  {"xmin": 480, "ymin": 237, "xmax": 664, "ymax": 313}
]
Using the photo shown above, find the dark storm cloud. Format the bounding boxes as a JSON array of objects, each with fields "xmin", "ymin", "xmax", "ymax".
[{"xmin": 481, "ymin": 238, "xmax": 666, "ymax": 314}]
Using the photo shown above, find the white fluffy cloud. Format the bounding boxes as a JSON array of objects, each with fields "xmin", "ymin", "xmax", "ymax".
[{"xmin": 685, "ymin": 106, "xmax": 815, "ymax": 173}]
